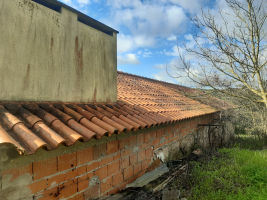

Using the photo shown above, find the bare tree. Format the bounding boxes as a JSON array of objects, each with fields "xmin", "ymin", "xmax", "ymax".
[{"xmin": 171, "ymin": 0, "xmax": 267, "ymax": 108}]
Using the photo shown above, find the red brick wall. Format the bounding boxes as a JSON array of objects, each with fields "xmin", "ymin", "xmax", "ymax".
[{"xmin": 1, "ymin": 114, "xmax": 214, "ymax": 200}]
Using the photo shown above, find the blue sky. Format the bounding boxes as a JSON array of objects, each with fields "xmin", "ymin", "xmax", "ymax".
[{"xmin": 59, "ymin": 0, "xmax": 219, "ymax": 84}]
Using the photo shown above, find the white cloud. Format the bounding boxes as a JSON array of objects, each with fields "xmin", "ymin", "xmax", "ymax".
[
  {"xmin": 117, "ymin": 34, "xmax": 156, "ymax": 54},
  {"xmin": 152, "ymin": 71, "xmax": 176, "ymax": 84},
  {"xmin": 152, "ymin": 57, "xmax": 201, "ymax": 86},
  {"xmin": 153, "ymin": 64, "xmax": 166, "ymax": 70},
  {"xmin": 117, "ymin": 54, "xmax": 141, "ymax": 65},
  {"xmin": 77, "ymin": 0, "xmax": 91, "ymax": 4},
  {"xmin": 169, "ymin": 0, "xmax": 208, "ymax": 13},
  {"xmin": 133, "ymin": 35, "xmax": 155, "ymax": 47},
  {"xmin": 152, "ymin": 58, "xmax": 180, "ymax": 83},
  {"xmin": 107, "ymin": 0, "xmax": 143, "ymax": 9},
  {"xmin": 59, "ymin": 0, "xmax": 86, "ymax": 10},
  {"xmin": 165, "ymin": 46, "xmax": 179, "ymax": 56},
  {"xmin": 143, "ymin": 51, "xmax": 152, "ymax": 57},
  {"xmin": 104, "ymin": 1, "xmax": 187, "ymax": 53},
  {"xmin": 167, "ymin": 34, "xmax": 177, "ymax": 41},
  {"xmin": 117, "ymin": 34, "xmax": 136, "ymax": 54},
  {"xmin": 137, "ymin": 50, "xmax": 142, "ymax": 55},
  {"xmin": 60, "ymin": 0, "xmax": 72, "ymax": 4},
  {"xmin": 165, "ymin": 34, "xmax": 208, "ymax": 58}
]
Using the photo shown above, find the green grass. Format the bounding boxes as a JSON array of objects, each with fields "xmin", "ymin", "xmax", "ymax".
[
  {"xmin": 189, "ymin": 147, "xmax": 267, "ymax": 200},
  {"xmin": 229, "ymin": 135, "xmax": 267, "ymax": 150}
]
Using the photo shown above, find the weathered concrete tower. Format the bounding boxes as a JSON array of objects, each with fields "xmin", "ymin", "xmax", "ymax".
[{"xmin": 0, "ymin": 0, "xmax": 118, "ymax": 103}]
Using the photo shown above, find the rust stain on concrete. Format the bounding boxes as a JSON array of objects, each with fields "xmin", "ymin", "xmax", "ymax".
[
  {"xmin": 103, "ymin": 51, "xmax": 107, "ymax": 69},
  {"xmin": 75, "ymin": 36, "xmax": 84, "ymax": 91},
  {"xmin": 51, "ymin": 37, "xmax": 54, "ymax": 50},
  {"xmin": 23, "ymin": 64, "xmax": 31, "ymax": 90},
  {"xmin": 33, "ymin": 30, "xmax": 36, "ymax": 41},
  {"xmin": 106, "ymin": 97, "xmax": 111, "ymax": 103},
  {"xmin": 75, "ymin": 36, "xmax": 83, "ymax": 72},
  {"xmin": 57, "ymin": 83, "xmax": 61, "ymax": 98},
  {"xmin": 93, "ymin": 88, "xmax": 97, "ymax": 102}
]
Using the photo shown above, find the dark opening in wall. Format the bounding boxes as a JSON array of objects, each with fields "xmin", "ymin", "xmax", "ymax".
[{"xmin": 32, "ymin": 0, "xmax": 61, "ymax": 13}]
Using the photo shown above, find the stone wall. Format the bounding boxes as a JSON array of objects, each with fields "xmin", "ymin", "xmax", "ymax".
[{"xmin": 0, "ymin": 113, "xmax": 234, "ymax": 200}]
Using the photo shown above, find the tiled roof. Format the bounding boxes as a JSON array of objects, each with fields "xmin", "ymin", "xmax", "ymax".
[
  {"xmin": 160, "ymin": 83, "xmax": 234, "ymax": 110},
  {"xmin": 0, "ymin": 72, "xmax": 226, "ymax": 156},
  {"xmin": 117, "ymin": 71, "xmax": 223, "ymax": 116}
]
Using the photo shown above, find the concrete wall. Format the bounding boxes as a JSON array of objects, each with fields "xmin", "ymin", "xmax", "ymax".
[
  {"xmin": 0, "ymin": 113, "xmax": 235, "ymax": 200},
  {"xmin": 0, "ymin": 0, "xmax": 117, "ymax": 103}
]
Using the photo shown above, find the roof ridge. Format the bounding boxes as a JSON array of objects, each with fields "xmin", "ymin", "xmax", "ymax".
[{"xmin": 117, "ymin": 71, "xmax": 191, "ymax": 89}]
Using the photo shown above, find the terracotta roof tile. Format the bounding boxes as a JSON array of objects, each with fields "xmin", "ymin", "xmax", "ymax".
[
  {"xmin": 79, "ymin": 118, "xmax": 108, "ymax": 139},
  {"xmin": 13, "ymin": 123, "xmax": 49, "ymax": 154},
  {"xmin": 32, "ymin": 122, "xmax": 66, "ymax": 149},
  {"xmin": 0, "ymin": 125, "xmax": 25, "ymax": 154},
  {"xmin": 0, "ymin": 71, "xmax": 231, "ymax": 155}
]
